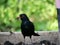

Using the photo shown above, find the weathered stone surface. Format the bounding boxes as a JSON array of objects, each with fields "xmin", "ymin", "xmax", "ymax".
[{"xmin": 0, "ymin": 31, "xmax": 59, "ymax": 45}]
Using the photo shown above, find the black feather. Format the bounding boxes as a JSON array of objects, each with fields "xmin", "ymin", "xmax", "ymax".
[{"xmin": 18, "ymin": 14, "xmax": 40, "ymax": 39}]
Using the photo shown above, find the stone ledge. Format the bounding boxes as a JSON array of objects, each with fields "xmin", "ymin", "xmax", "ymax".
[{"xmin": 0, "ymin": 31, "xmax": 59, "ymax": 45}]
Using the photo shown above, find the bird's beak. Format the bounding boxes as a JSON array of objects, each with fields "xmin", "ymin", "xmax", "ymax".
[
  {"xmin": 20, "ymin": 16, "xmax": 23, "ymax": 19},
  {"xmin": 16, "ymin": 17, "xmax": 20, "ymax": 20}
]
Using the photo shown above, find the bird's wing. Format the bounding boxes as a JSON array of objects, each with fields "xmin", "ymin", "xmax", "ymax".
[
  {"xmin": 21, "ymin": 21, "xmax": 34, "ymax": 33},
  {"xmin": 29, "ymin": 22, "xmax": 35, "ymax": 32}
]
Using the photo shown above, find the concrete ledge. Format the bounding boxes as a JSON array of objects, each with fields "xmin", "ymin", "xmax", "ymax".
[{"xmin": 0, "ymin": 31, "xmax": 59, "ymax": 45}]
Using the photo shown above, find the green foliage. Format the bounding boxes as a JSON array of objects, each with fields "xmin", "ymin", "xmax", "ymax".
[{"xmin": 0, "ymin": 0, "xmax": 58, "ymax": 32}]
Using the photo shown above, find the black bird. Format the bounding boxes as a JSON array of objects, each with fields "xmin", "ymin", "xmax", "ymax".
[{"xmin": 17, "ymin": 14, "xmax": 40, "ymax": 43}]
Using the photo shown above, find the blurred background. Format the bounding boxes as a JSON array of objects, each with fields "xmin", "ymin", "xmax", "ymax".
[{"xmin": 0, "ymin": 0, "xmax": 58, "ymax": 32}]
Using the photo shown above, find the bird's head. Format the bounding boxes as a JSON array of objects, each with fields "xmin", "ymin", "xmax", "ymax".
[{"xmin": 17, "ymin": 14, "xmax": 29, "ymax": 21}]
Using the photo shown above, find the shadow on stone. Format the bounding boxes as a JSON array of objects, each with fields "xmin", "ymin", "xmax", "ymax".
[
  {"xmin": 51, "ymin": 43, "xmax": 56, "ymax": 45},
  {"xmin": 3, "ymin": 40, "xmax": 56, "ymax": 45},
  {"xmin": 39, "ymin": 40, "xmax": 56, "ymax": 45},
  {"xmin": 16, "ymin": 42, "xmax": 25, "ymax": 45},
  {"xmin": 4, "ymin": 41, "xmax": 14, "ymax": 45},
  {"xmin": 40, "ymin": 40, "xmax": 51, "ymax": 45}
]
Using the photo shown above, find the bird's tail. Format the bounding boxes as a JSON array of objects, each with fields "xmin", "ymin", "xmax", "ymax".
[{"xmin": 33, "ymin": 33, "xmax": 40, "ymax": 36}]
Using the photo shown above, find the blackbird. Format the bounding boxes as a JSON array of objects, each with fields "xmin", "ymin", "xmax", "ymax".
[{"xmin": 17, "ymin": 14, "xmax": 40, "ymax": 43}]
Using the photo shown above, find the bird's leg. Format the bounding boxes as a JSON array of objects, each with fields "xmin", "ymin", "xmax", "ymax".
[
  {"xmin": 24, "ymin": 38, "xmax": 25, "ymax": 45},
  {"xmin": 30, "ymin": 36, "xmax": 33, "ymax": 45},
  {"xmin": 24, "ymin": 36, "xmax": 25, "ymax": 45},
  {"xmin": 31, "ymin": 38, "xmax": 32, "ymax": 43}
]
